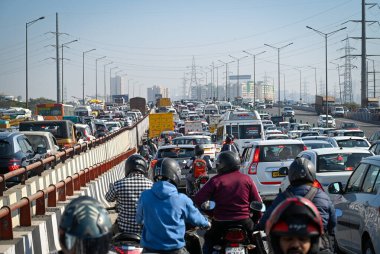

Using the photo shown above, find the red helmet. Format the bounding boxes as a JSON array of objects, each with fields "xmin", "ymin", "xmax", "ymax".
[{"xmin": 266, "ymin": 197, "xmax": 323, "ymax": 254}]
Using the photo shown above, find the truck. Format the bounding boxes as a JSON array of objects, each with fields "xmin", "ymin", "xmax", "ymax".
[
  {"xmin": 129, "ymin": 97, "xmax": 147, "ymax": 115},
  {"xmin": 157, "ymin": 98, "xmax": 171, "ymax": 108},
  {"xmin": 184, "ymin": 121, "xmax": 203, "ymax": 134},
  {"xmin": 315, "ymin": 95, "xmax": 335, "ymax": 115},
  {"xmin": 149, "ymin": 113, "xmax": 174, "ymax": 138},
  {"xmin": 367, "ymin": 97, "xmax": 380, "ymax": 111}
]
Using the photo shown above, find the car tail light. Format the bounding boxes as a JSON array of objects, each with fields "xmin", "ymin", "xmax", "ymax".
[
  {"xmin": 345, "ymin": 167, "xmax": 354, "ymax": 171},
  {"xmin": 8, "ymin": 159, "xmax": 21, "ymax": 171},
  {"xmin": 150, "ymin": 159, "xmax": 158, "ymax": 169},
  {"xmin": 224, "ymin": 229, "xmax": 245, "ymax": 243},
  {"xmin": 303, "ymin": 145, "xmax": 308, "ymax": 150},
  {"xmin": 248, "ymin": 148, "xmax": 260, "ymax": 175}
]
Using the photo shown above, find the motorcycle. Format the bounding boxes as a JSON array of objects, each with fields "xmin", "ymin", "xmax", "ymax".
[
  {"xmin": 201, "ymin": 201, "xmax": 267, "ymax": 254},
  {"xmin": 189, "ymin": 174, "xmax": 209, "ymax": 196}
]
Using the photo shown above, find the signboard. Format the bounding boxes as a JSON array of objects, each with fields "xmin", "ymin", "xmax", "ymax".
[
  {"xmin": 229, "ymin": 75, "xmax": 251, "ymax": 80},
  {"xmin": 149, "ymin": 113, "xmax": 174, "ymax": 138}
]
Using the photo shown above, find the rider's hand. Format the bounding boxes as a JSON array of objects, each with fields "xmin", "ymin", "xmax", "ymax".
[{"xmin": 200, "ymin": 221, "xmax": 211, "ymax": 230}]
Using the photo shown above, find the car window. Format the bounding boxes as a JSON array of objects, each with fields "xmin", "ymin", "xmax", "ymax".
[
  {"xmin": 361, "ymin": 165, "xmax": 380, "ymax": 193},
  {"xmin": 0, "ymin": 140, "xmax": 12, "ymax": 156},
  {"xmin": 17, "ymin": 136, "xmax": 29, "ymax": 153},
  {"xmin": 305, "ymin": 143, "xmax": 333, "ymax": 149},
  {"xmin": 300, "ymin": 154, "xmax": 312, "ymax": 161},
  {"xmin": 260, "ymin": 144, "xmax": 304, "ymax": 162},
  {"xmin": 158, "ymin": 147, "xmax": 195, "ymax": 159},
  {"xmin": 26, "ymin": 135, "xmax": 48, "ymax": 151},
  {"xmin": 242, "ymin": 147, "xmax": 252, "ymax": 162},
  {"xmin": 317, "ymin": 153, "xmax": 371, "ymax": 172},
  {"xmin": 337, "ymin": 139, "xmax": 369, "ymax": 148},
  {"xmin": 346, "ymin": 163, "xmax": 368, "ymax": 193}
]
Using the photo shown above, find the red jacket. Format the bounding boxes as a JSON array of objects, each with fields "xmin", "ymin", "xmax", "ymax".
[{"xmin": 194, "ymin": 170, "xmax": 262, "ymax": 221}]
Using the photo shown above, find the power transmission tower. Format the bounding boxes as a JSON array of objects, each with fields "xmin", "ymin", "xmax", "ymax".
[
  {"xmin": 189, "ymin": 56, "xmax": 199, "ymax": 100},
  {"xmin": 367, "ymin": 59, "xmax": 380, "ymax": 98},
  {"xmin": 338, "ymin": 37, "xmax": 356, "ymax": 103},
  {"xmin": 182, "ymin": 73, "xmax": 188, "ymax": 99}
]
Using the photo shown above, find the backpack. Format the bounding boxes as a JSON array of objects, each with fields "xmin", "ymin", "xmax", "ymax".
[
  {"xmin": 192, "ymin": 158, "xmax": 207, "ymax": 178},
  {"xmin": 284, "ymin": 186, "xmax": 318, "ymax": 201}
]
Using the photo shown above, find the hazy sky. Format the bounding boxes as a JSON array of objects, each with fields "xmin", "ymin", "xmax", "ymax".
[{"xmin": 1, "ymin": 0, "xmax": 379, "ymax": 103}]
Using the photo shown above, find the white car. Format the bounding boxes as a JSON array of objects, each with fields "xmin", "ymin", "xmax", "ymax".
[
  {"xmin": 282, "ymin": 107, "xmax": 295, "ymax": 117},
  {"xmin": 105, "ymin": 121, "xmax": 122, "ymax": 132},
  {"xmin": 171, "ymin": 135, "xmax": 216, "ymax": 160},
  {"xmin": 333, "ymin": 136, "xmax": 370, "ymax": 149},
  {"xmin": 331, "ymin": 106, "xmax": 345, "ymax": 117},
  {"xmin": 279, "ymin": 148, "xmax": 373, "ymax": 193},
  {"xmin": 317, "ymin": 114, "xmax": 336, "ymax": 128},
  {"xmin": 240, "ymin": 139, "xmax": 305, "ymax": 201}
]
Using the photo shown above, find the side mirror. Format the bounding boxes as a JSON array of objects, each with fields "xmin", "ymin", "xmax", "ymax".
[
  {"xmin": 328, "ymin": 182, "xmax": 343, "ymax": 194},
  {"xmin": 37, "ymin": 146, "xmax": 47, "ymax": 154},
  {"xmin": 201, "ymin": 200, "xmax": 215, "ymax": 210},
  {"xmin": 278, "ymin": 167, "xmax": 288, "ymax": 176},
  {"xmin": 250, "ymin": 201, "xmax": 266, "ymax": 212}
]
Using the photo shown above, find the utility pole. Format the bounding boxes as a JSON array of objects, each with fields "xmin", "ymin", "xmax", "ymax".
[
  {"xmin": 55, "ymin": 13, "xmax": 60, "ymax": 104},
  {"xmin": 330, "ymin": 61, "xmax": 342, "ymax": 104},
  {"xmin": 367, "ymin": 59, "xmax": 379, "ymax": 97},
  {"xmin": 215, "ymin": 65, "xmax": 222, "ymax": 101},
  {"xmin": 283, "ymin": 73, "xmax": 286, "ymax": 103},
  {"xmin": 308, "ymin": 66, "xmax": 318, "ymax": 97},
  {"xmin": 294, "ymin": 68, "xmax": 302, "ymax": 104},
  {"xmin": 218, "ymin": 60, "xmax": 234, "ymax": 101},
  {"xmin": 229, "ymin": 55, "xmax": 248, "ymax": 98},
  {"xmin": 61, "ymin": 40, "xmax": 78, "ymax": 103},
  {"xmin": 82, "ymin": 48, "xmax": 96, "ymax": 104}
]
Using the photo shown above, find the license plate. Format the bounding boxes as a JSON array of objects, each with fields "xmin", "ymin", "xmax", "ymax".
[
  {"xmin": 225, "ymin": 247, "xmax": 245, "ymax": 254},
  {"xmin": 272, "ymin": 171, "xmax": 286, "ymax": 178}
]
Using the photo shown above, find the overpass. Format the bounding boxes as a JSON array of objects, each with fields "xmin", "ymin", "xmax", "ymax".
[{"xmin": 0, "ymin": 115, "xmax": 149, "ymax": 254}]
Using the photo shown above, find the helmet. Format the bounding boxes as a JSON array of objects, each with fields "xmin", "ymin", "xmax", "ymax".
[
  {"xmin": 216, "ymin": 151, "xmax": 240, "ymax": 174},
  {"xmin": 125, "ymin": 154, "xmax": 148, "ymax": 177},
  {"xmin": 59, "ymin": 196, "xmax": 112, "ymax": 254},
  {"xmin": 194, "ymin": 145, "xmax": 204, "ymax": 157},
  {"xmin": 266, "ymin": 197, "xmax": 323, "ymax": 254},
  {"xmin": 225, "ymin": 134, "xmax": 234, "ymax": 143},
  {"xmin": 288, "ymin": 157, "xmax": 316, "ymax": 186},
  {"xmin": 153, "ymin": 158, "xmax": 181, "ymax": 187}
]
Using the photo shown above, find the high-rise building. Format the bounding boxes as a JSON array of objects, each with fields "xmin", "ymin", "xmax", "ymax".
[
  {"xmin": 110, "ymin": 76, "xmax": 122, "ymax": 97},
  {"xmin": 147, "ymin": 85, "xmax": 169, "ymax": 102}
]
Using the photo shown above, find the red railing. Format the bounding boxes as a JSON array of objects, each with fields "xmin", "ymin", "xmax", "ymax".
[{"xmin": 0, "ymin": 148, "xmax": 136, "ymax": 240}]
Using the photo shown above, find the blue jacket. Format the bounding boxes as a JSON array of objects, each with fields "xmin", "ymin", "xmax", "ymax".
[
  {"xmin": 136, "ymin": 181, "xmax": 209, "ymax": 251},
  {"xmin": 258, "ymin": 185, "xmax": 336, "ymax": 234}
]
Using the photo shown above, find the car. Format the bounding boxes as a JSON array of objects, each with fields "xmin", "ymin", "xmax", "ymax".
[
  {"xmin": 339, "ymin": 121, "xmax": 359, "ymax": 130},
  {"xmin": 302, "ymin": 140, "xmax": 334, "ymax": 150},
  {"xmin": 105, "ymin": 121, "xmax": 122, "ymax": 132},
  {"xmin": 299, "ymin": 131, "xmax": 319, "ymax": 138},
  {"xmin": 171, "ymin": 135, "xmax": 216, "ymax": 160},
  {"xmin": 317, "ymin": 114, "xmax": 336, "ymax": 128},
  {"xmin": 240, "ymin": 139, "xmax": 305, "ymax": 201},
  {"xmin": 261, "ymin": 120, "xmax": 273, "ymax": 125},
  {"xmin": 265, "ymin": 134, "xmax": 290, "ymax": 140},
  {"xmin": 259, "ymin": 113, "xmax": 270, "ymax": 120},
  {"xmin": 279, "ymin": 148, "xmax": 374, "ymax": 193},
  {"xmin": 265, "ymin": 129, "xmax": 283, "ymax": 136},
  {"xmin": 75, "ymin": 124, "xmax": 96, "ymax": 142},
  {"xmin": 328, "ymin": 156, "xmax": 380, "ymax": 254},
  {"xmin": 0, "ymin": 132, "xmax": 45, "ymax": 185},
  {"xmin": 333, "ymin": 129, "xmax": 366, "ymax": 139},
  {"xmin": 299, "ymin": 136, "xmax": 338, "ymax": 147},
  {"xmin": 333, "ymin": 136, "xmax": 370, "ymax": 149},
  {"xmin": 292, "ymin": 124, "xmax": 311, "ymax": 131},
  {"xmin": 331, "ymin": 106, "xmax": 345, "ymax": 117},
  {"xmin": 159, "ymin": 131, "xmax": 184, "ymax": 146},
  {"xmin": 369, "ymin": 140, "xmax": 380, "ymax": 155},
  {"xmin": 20, "ymin": 131, "xmax": 60, "ymax": 156},
  {"xmin": 282, "ymin": 107, "xmax": 295, "ymax": 117},
  {"xmin": 368, "ymin": 130, "xmax": 380, "ymax": 144},
  {"xmin": 150, "ymin": 144, "xmax": 195, "ymax": 190}
]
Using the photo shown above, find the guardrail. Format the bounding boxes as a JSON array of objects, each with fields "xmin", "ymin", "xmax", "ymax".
[{"xmin": 0, "ymin": 148, "xmax": 135, "ymax": 240}]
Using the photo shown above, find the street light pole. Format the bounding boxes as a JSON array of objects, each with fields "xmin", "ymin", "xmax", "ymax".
[
  {"xmin": 308, "ymin": 66, "xmax": 318, "ymax": 98},
  {"xmin": 264, "ymin": 43, "xmax": 293, "ymax": 115},
  {"xmin": 26, "ymin": 16, "xmax": 45, "ymax": 109},
  {"xmin": 294, "ymin": 68, "xmax": 302, "ymax": 104},
  {"xmin": 82, "ymin": 48, "xmax": 96, "ymax": 104},
  {"xmin": 61, "ymin": 40, "xmax": 78, "ymax": 103},
  {"xmin": 330, "ymin": 61, "xmax": 342, "ymax": 104},
  {"xmin": 243, "ymin": 50, "xmax": 266, "ymax": 109},
  {"xmin": 103, "ymin": 62, "xmax": 113, "ymax": 102},
  {"xmin": 229, "ymin": 55, "xmax": 248, "ymax": 98},
  {"xmin": 95, "ymin": 56, "xmax": 106, "ymax": 100},
  {"xmin": 218, "ymin": 60, "xmax": 234, "ymax": 101},
  {"xmin": 306, "ymin": 25, "xmax": 346, "ymax": 127}
]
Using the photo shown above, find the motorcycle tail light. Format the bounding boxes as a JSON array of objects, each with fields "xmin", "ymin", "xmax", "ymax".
[
  {"xmin": 150, "ymin": 159, "xmax": 158, "ymax": 169},
  {"xmin": 225, "ymin": 229, "xmax": 245, "ymax": 243}
]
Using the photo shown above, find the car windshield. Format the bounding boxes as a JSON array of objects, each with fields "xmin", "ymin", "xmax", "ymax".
[
  {"xmin": 0, "ymin": 140, "xmax": 12, "ymax": 156},
  {"xmin": 158, "ymin": 147, "xmax": 195, "ymax": 159},
  {"xmin": 260, "ymin": 144, "xmax": 304, "ymax": 162},
  {"xmin": 172, "ymin": 138, "xmax": 211, "ymax": 145},
  {"xmin": 343, "ymin": 123, "xmax": 357, "ymax": 128},
  {"xmin": 226, "ymin": 124, "xmax": 262, "ymax": 139},
  {"xmin": 337, "ymin": 139, "xmax": 369, "ymax": 148},
  {"xmin": 160, "ymin": 132, "xmax": 182, "ymax": 139},
  {"xmin": 25, "ymin": 135, "xmax": 48, "ymax": 151},
  {"xmin": 317, "ymin": 153, "xmax": 371, "ymax": 172},
  {"xmin": 304, "ymin": 142, "xmax": 333, "ymax": 149},
  {"xmin": 322, "ymin": 116, "xmax": 333, "ymax": 120},
  {"xmin": 343, "ymin": 131, "xmax": 364, "ymax": 137}
]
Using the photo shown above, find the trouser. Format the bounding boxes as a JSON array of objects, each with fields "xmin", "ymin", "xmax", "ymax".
[
  {"xmin": 186, "ymin": 173, "xmax": 195, "ymax": 195},
  {"xmin": 142, "ymin": 247, "xmax": 189, "ymax": 254},
  {"xmin": 203, "ymin": 218, "xmax": 254, "ymax": 254}
]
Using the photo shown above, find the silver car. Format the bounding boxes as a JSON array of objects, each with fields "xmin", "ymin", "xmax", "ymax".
[{"xmin": 328, "ymin": 156, "xmax": 380, "ymax": 254}]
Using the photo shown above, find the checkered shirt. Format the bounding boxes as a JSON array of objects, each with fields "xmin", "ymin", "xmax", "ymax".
[{"xmin": 105, "ymin": 173, "xmax": 153, "ymax": 235}]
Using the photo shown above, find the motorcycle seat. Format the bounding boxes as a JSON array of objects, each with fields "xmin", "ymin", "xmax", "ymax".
[{"xmin": 113, "ymin": 232, "xmax": 141, "ymax": 242}]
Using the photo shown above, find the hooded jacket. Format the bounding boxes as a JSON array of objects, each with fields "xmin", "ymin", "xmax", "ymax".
[{"xmin": 136, "ymin": 181, "xmax": 209, "ymax": 251}]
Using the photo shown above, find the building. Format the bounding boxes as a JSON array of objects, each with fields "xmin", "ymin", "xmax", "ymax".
[
  {"xmin": 110, "ymin": 75, "xmax": 124, "ymax": 97},
  {"xmin": 241, "ymin": 81, "xmax": 255, "ymax": 99},
  {"xmin": 147, "ymin": 85, "xmax": 169, "ymax": 102}
]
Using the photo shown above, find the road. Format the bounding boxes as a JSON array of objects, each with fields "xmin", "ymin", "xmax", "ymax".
[{"xmin": 264, "ymin": 107, "xmax": 379, "ymax": 138}]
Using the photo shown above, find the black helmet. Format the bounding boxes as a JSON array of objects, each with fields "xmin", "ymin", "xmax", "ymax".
[
  {"xmin": 288, "ymin": 157, "xmax": 316, "ymax": 186},
  {"xmin": 153, "ymin": 158, "xmax": 181, "ymax": 187},
  {"xmin": 266, "ymin": 197, "xmax": 323, "ymax": 254},
  {"xmin": 125, "ymin": 154, "xmax": 148, "ymax": 177},
  {"xmin": 59, "ymin": 196, "xmax": 112, "ymax": 254},
  {"xmin": 216, "ymin": 151, "xmax": 240, "ymax": 174},
  {"xmin": 194, "ymin": 145, "xmax": 204, "ymax": 157},
  {"xmin": 225, "ymin": 134, "xmax": 234, "ymax": 143}
]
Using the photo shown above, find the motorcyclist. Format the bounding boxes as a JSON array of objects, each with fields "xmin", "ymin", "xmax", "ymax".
[
  {"xmin": 266, "ymin": 197, "xmax": 330, "ymax": 254},
  {"xmin": 58, "ymin": 196, "xmax": 112, "ymax": 254},
  {"xmin": 258, "ymin": 157, "xmax": 336, "ymax": 252},
  {"xmin": 105, "ymin": 154, "xmax": 153, "ymax": 235},
  {"xmin": 136, "ymin": 158, "xmax": 210, "ymax": 253},
  {"xmin": 138, "ymin": 140, "xmax": 152, "ymax": 160},
  {"xmin": 220, "ymin": 134, "xmax": 240, "ymax": 154},
  {"xmin": 194, "ymin": 151, "xmax": 262, "ymax": 254}
]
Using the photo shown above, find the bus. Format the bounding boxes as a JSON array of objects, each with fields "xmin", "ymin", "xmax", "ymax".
[
  {"xmin": 74, "ymin": 105, "xmax": 92, "ymax": 117},
  {"xmin": 216, "ymin": 110, "xmax": 264, "ymax": 153},
  {"xmin": 36, "ymin": 103, "xmax": 75, "ymax": 120}
]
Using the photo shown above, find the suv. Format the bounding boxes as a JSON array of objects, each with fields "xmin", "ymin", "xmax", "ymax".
[
  {"xmin": 240, "ymin": 139, "xmax": 305, "ymax": 201},
  {"xmin": 317, "ymin": 114, "xmax": 336, "ymax": 128},
  {"xmin": 282, "ymin": 107, "xmax": 295, "ymax": 117},
  {"xmin": 332, "ymin": 106, "xmax": 345, "ymax": 117}
]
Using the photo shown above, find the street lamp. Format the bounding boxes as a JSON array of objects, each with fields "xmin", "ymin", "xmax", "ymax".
[
  {"xmin": 306, "ymin": 25, "xmax": 346, "ymax": 127},
  {"xmin": 308, "ymin": 66, "xmax": 318, "ymax": 97},
  {"xmin": 95, "ymin": 56, "xmax": 106, "ymax": 100},
  {"xmin": 264, "ymin": 42, "xmax": 293, "ymax": 115},
  {"xmin": 26, "ymin": 16, "xmax": 45, "ymax": 109},
  {"xmin": 109, "ymin": 66, "xmax": 118, "ymax": 102},
  {"xmin": 243, "ymin": 50, "xmax": 266, "ymax": 108},
  {"xmin": 330, "ymin": 61, "xmax": 342, "ymax": 104},
  {"xmin": 61, "ymin": 39, "xmax": 78, "ymax": 103},
  {"xmin": 218, "ymin": 60, "xmax": 235, "ymax": 101},
  {"xmin": 294, "ymin": 68, "xmax": 302, "ymax": 104},
  {"xmin": 103, "ymin": 62, "xmax": 113, "ymax": 102},
  {"xmin": 82, "ymin": 48, "xmax": 96, "ymax": 104},
  {"xmin": 229, "ymin": 55, "xmax": 248, "ymax": 98},
  {"xmin": 214, "ymin": 65, "xmax": 223, "ymax": 100}
]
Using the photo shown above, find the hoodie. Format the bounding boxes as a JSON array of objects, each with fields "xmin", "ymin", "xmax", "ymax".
[{"xmin": 136, "ymin": 181, "xmax": 209, "ymax": 251}]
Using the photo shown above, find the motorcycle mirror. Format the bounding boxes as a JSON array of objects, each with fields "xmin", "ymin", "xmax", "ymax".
[
  {"xmin": 250, "ymin": 201, "xmax": 266, "ymax": 212},
  {"xmin": 201, "ymin": 200, "xmax": 215, "ymax": 210}
]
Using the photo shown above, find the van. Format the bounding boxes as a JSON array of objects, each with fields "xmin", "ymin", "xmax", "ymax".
[{"xmin": 19, "ymin": 120, "xmax": 78, "ymax": 149}]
